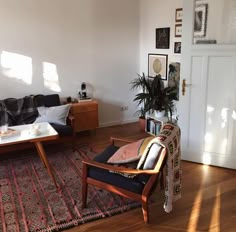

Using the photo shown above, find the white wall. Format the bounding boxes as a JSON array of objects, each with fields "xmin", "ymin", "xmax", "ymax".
[
  {"xmin": 0, "ymin": 0, "xmax": 185, "ymax": 127},
  {"xmin": 0, "ymin": 0, "xmax": 140, "ymax": 127},
  {"xmin": 139, "ymin": 0, "xmax": 183, "ymax": 80}
]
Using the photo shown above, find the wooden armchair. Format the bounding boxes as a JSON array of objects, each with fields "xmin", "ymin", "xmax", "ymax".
[{"xmin": 82, "ymin": 137, "xmax": 167, "ymax": 223}]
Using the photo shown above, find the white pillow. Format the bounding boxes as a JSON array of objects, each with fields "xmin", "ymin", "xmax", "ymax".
[{"xmin": 34, "ymin": 104, "xmax": 71, "ymax": 125}]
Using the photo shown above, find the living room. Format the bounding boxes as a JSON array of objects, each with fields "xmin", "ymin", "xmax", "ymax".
[{"xmin": 1, "ymin": 0, "xmax": 236, "ymax": 231}]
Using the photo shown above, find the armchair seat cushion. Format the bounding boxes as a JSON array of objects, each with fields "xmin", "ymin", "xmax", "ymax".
[
  {"xmin": 88, "ymin": 144, "xmax": 149, "ymax": 194},
  {"xmin": 88, "ymin": 167, "xmax": 145, "ymax": 194}
]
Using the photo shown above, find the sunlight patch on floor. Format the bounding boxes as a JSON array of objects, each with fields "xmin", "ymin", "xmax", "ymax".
[
  {"xmin": 209, "ymin": 187, "xmax": 221, "ymax": 232},
  {"xmin": 187, "ymin": 189, "xmax": 203, "ymax": 231}
]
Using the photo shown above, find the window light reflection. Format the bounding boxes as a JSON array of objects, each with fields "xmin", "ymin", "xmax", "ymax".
[
  {"xmin": 232, "ymin": 110, "xmax": 236, "ymax": 120},
  {"xmin": 202, "ymin": 152, "xmax": 211, "ymax": 165},
  {"xmin": 207, "ymin": 105, "xmax": 215, "ymax": 113},
  {"xmin": 43, "ymin": 62, "xmax": 61, "ymax": 92},
  {"xmin": 1, "ymin": 51, "xmax": 32, "ymax": 85}
]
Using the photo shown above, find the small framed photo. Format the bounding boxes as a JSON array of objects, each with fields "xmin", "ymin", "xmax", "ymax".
[
  {"xmin": 156, "ymin": 27, "xmax": 170, "ymax": 49},
  {"xmin": 175, "ymin": 8, "xmax": 183, "ymax": 22},
  {"xmin": 174, "ymin": 42, "xmax": 181, "ymax": 54},
  {"xmin": 148, "ymin": 53, "xmax": 168, "ymax": 80},
  {"xmin": 175, "ymin": 24, "xmax": 182, "ymax": 37},
  {"xmin": 194, "ymin": 3, "xmax": 208, "ymax": 37}
]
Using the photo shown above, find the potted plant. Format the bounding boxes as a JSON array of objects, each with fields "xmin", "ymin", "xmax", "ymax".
[{"xmin": 130, "ymin": 73, "xmax": 177, "ymax": 122}]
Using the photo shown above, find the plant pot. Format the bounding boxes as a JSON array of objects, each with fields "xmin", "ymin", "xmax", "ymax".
[
  {"xmin": 154, "ymin": 110, "xmax": 165, "ymax": 118},
  {"xmin": 139, "ymin": 117, "xmax": 146, "ymax": 131}
]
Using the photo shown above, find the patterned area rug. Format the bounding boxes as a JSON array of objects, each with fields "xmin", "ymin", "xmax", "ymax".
[{"xmin": 0, "ymin": 148, "xmax": 140, "ymax": 231}]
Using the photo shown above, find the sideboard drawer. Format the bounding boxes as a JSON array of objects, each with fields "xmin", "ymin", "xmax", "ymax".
[
  {"xmin": 71, "ymin": 102, "xmax": 98, "ymax": 114},
  {"xmin": 70, "ymin": 101, "xmax": 99, "ymax": 133}
]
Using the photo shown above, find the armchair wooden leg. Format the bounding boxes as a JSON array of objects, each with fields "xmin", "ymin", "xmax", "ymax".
[{"xmin": 141, "ymin": 196, "xmax": 149, "ymax": 223}]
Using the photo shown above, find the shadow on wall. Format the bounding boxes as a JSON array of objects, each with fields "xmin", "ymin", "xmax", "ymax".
[{"xmin": 0, "ymin": 50, "xmax": 61, "ymax": 93}]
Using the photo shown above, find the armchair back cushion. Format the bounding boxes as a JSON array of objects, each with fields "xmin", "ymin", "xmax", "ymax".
[{"xmin": 137, "ymin": 143, "xmax": 162, "ymax": 170}]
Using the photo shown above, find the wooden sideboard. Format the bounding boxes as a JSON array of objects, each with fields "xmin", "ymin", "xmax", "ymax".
[{"xmin": 70, "ymin": 101, "xmax": 98, "ymax": 133}]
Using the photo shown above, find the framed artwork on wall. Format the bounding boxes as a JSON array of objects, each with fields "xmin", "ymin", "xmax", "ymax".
[
  {"xmin": 174, "ymin": 42, "xmax": 181, "ymax": 54},
  {"xmin": 155, "ymin": 27, "xmax": 170, "ymax": 49},
  {"xmin": 168, "ymin": 62, "xmax": 180, "ymax": 100},
  {"xmin": 175, "ymin": 24, "xmax": 182, "ymax": 37},
  {"xmin": 175, "ymin": 8, "xmax": 183, "ymax": 22},
  {"xmin": 194, "ymin": 3, "xmax": 208, "ymax": 37},
  {"xmin": 148, "ymin": 53, "xmax": 168, "ymax": 80}
]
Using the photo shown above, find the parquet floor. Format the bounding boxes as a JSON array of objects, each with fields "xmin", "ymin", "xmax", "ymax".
[
  {"xmin": 68, "ymin": 123, "xmax": 236, "ymax": 232},
  {"xmin": 1, "ymin": 122, "xmax": 236, "ymax": 231}
]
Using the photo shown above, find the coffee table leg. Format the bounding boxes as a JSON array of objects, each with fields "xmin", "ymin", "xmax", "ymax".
[{"xmin": 34, "ymin": 141, "xmax": 58, "ymax": 188}]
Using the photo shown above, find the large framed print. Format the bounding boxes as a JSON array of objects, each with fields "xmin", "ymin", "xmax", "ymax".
[{"xmin": 148, "ymin": 54, "xmax": 168, "ymax": 80}]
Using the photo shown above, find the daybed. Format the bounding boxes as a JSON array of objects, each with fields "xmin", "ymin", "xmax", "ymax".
[{"xmin": 0, "ymin": 94, "xmax": 74, "ymax": 136}]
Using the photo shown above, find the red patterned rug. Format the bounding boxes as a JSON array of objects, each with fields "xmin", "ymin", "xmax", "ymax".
[{"xmin": 0, "ymin": 148, "xmax": 140, "ymax": 231}]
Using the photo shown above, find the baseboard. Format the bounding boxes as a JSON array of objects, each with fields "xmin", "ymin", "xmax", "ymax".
[{"xmin": 99, "ymin": 118, "xmax": 138, "ymax": 128}]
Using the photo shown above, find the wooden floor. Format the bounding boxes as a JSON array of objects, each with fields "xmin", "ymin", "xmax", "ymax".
[
  {"xmin": 2, "ymin": 122, "xmax": 236, "ymax": 231},
  {"xmin": 66, "ymin": 123, "xmax": 236, "ymax": 232}
]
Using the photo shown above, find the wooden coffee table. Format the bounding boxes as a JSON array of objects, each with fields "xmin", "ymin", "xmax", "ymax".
[{"xmin": 0, "ymin": 122, "xmax": 59, "ymax": 188}]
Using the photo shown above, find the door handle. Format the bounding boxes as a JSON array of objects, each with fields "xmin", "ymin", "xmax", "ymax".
[{"xmin": 182, "ymin": 79, "xmax": 192, "ymax": 96}]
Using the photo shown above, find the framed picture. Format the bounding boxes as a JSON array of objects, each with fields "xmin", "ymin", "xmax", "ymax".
[
  {"xmin": 175, "ymin": 8, "xmax": 183, "ymax": 22},
  {"xmin": 194, "ymin": 3, "xmax": 208, "ymax": 37},
  {"xmin": 156, "ymin": 27, "xmax": 170, "ymax": 49},
  {"xmin": 174, "ymin": 42, "xmax": 181, "ymax": 54},
  {"xmin": 175, "ymin": 24, "xmax": 182, "ymax": 37},
  {"xmin": 148, "ymin": 54, "xmax": 168, "ymax": 80},
  {"xmin": 168, "ymin": 62, "xmax": 180, "ymax": 100}
]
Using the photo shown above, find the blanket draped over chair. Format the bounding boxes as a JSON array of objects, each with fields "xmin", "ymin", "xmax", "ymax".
[{"xmin": 139, "ymin": 123, "xmax": 182, "ymax": 213}]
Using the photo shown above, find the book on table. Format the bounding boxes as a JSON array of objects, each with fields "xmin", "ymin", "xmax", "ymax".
[{"xmin": 0, "ymin": 128, "xmax": 21, "ymax": 139}]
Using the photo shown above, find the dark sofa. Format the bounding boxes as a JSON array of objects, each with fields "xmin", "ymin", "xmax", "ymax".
[{"xmin": 0, "ymin": 94, "xmax": 74, "ymax": 136}]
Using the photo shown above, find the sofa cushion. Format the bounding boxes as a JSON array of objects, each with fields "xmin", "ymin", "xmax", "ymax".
[
  {"xmin": 34, "ymin": 104, "xmax": 71, "ymax": 125},
  {"xmin": 34, "ymin": 94, "xmax": 60, "ymax": 107}
]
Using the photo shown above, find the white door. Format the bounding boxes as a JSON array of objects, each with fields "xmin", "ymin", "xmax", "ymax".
[{"xmin": 179, "ymin": 0, "xmax": 236, "ymax": 169}]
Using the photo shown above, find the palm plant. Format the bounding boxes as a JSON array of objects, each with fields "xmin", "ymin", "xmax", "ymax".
[{"xmin": 130, "ymin": 73, "xmax": 178, "ymax": 121}]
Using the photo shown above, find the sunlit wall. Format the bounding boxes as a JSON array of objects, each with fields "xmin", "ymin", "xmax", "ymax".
[{"xmin": 0, "ymin": 0, "xmax": 140, "ymax": 126}]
